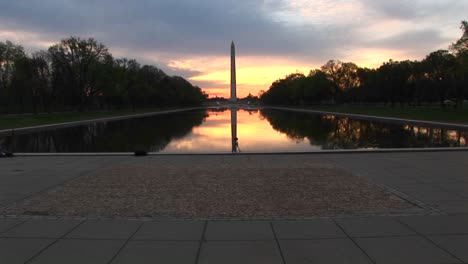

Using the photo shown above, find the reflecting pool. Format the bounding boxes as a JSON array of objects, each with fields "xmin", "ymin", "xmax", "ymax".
[{"xmin": 0, "ymin": 108, "xmax": 467, "ymax": 153}]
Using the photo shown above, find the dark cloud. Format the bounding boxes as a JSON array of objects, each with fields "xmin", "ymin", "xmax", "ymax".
[
  {"xmin": 0, "ymin": 0, "xmax": 339, "ymax": 61},
  {"xmin": 164, "ymin": 67, "xmax": 203, "ymax": 79},
  {"xmin": 365, "ymin": 29, "xmax": 450, "ymax": 53},
  {"xmin": 359, "ymin": 0, "xmax": 467, "ymax": 21},
  {"xmin": 1, "ymin": 0, "xmax": 466, "ymax": 77},
  {"xmin": 189, "ymin": 80, "xmax": 227, "ymax": 89}
]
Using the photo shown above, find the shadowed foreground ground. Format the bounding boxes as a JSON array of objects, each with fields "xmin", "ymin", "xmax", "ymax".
[
  {"xmin": 1, "ymin": 156, "xmax": 417, "ymax": 218},
  {"xmin": 1, "ymin": 153, "xmax": 468, "ymax": 263}
]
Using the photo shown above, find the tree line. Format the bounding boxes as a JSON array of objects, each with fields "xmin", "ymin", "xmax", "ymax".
[
  {"xmin": 0, "ymin": 37, "xmax": 207, "ymax": 114},
  {"xmin": 260, "ymin": 21, "xmax": 468, "ymax": 109}
]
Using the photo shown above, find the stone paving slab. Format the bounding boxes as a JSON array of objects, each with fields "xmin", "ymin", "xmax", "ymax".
[
  {"xmin": 335, "ymin": 217, "xmax": 417, "ymax": 238},
  {"xmin": 428, "ymin": 235, "xmax": 468, "ymax": 263},
  {"xmin": 198, "ymin": 241, "xmax": 283, "ymax": 264},
  {"xmin": 0, "ymin": 218, "xmax": 25, "ymax": 233},
  {"xmin": 111, "ymin": 241, "xmax": 199, "ymax": 264},
  {"xmin": 397, "ymin": 215, "xmax": 468, "ymax": 235},
  {"xmin": 1, "ymin": 219, "xmax": 82, "ymax": 238},
  {"xmin": 0, "ymin": 217, "xmax": 466, "ymax": 263},
  {"xmin": 355, "ymin": 236, "xmax": 461, "ymax": 264},
  {"xmin": 0, "ymin": 238, "xmax": 54, "ymax": 264},
  {"xmin": 132, "ymin": 220, "xmax": 204, "ymax": 241},
  {"xmin": 29, "ymin": 239, "xmax": 125, "ymax": 264},
  {"xmin": 205, "ymin": 221, "xmax": 274, "ymax": 241},
  {"xmin": 396, "ymin": 185, "xmax": 464, "ymax": 202},
  {"xmin": 432, "ymin": 200, "xmax": 468, "ymax": 214},
  {"xmin": 66, "ymin": 219, "xmax": 141, "ymax": 240},
  {"xmin": 0, "ymin": 156, "xmax": 127, "ymax": 207},
  {"xmin": 272, "ymin": 219, "xmax": 346, "ymax": 239},
  {"xmin": 280, "ymin": 238, "xmax": 373, "ymax": 264}
]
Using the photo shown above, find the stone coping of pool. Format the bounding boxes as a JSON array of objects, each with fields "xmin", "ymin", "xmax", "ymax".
[
  {"xmin": 270, "ymin": 106, "xmax": 468, "ymax": 130},
  {"xmin": 10, "ymin": 147, "xmax": 468, "ymax": 156},
  {"xmin": 0, "ymin": 107, "xmax": 203, "ymax": 137}
]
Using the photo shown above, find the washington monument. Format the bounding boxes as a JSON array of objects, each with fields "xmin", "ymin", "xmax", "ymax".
[{"xmin": 230, "ymin": 41, "xmax": 237, "ymax": 101}]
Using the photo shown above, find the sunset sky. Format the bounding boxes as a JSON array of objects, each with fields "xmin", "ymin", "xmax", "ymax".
[{"xmin": 1, "ymin": 0, "xmax": 467, "ymax": 98}]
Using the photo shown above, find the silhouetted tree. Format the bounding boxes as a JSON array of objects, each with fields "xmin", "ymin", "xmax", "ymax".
[
  {"xmin": 260, "ymin": 21, "xmax": 468, "ymax": 108},
  {"xmin": 450, "ymin": 21, "xmax": 468, "ymax": 108},
  {"xmin": 31, "ymin": 51, "xmax": 54, "ymax": 113},
  {"xmin": 422, "ymin": 50, "xmax": 456, "ymax": 107},
  {"xmin": 0, "ymin": 40, "xmax": 26, "ymax": 113},
  {"xmin": 48, "ymin": 36, "xmax": 111, "ymax": 111},
  {"xmin": 321, "ymin": 60, "xmax": 360, "ymax": 102}
]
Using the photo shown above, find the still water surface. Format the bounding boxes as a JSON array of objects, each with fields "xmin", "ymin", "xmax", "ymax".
[{"xmin": 1, "ymin": 108, "xmax": 467, "ymax": 153}]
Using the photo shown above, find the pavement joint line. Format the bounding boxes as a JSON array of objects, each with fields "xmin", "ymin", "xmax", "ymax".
[
  {"xmin": 130, "ymin": 238, "xmax": 205, "ymax": 242},
  {"xmin": 269, "ymin": 221, "xmax": 286, "ymax": 264},
  {"xmin": 194, "ymin": 221, "xmax": 208, "ymax": 264},
  {"xmin": 24, "ymin": 218, "xmax": 86, "ymax": 264},
  {"xmin": 371, "ymin": 181, "xmax": 444, "ymax": 215},
  {"xmin": 0, "ymin": 217, "xmax": 30, "ymax": 236},
  {"xmin": 395, "ymin": 218, "xmax": 465, "ymax": 263},
  {"xmin": 106, "ymin": 221, "xmax": 145, "ymax": 264},
  {"xmin": 278, "ymin": 235, "xmax": 420, "ymax": 240},
  {"xmin": 333, "ymin": 218, "xmax": 377, "ymax": 264},
  {"xmin": 199, "ymin": 238, "xmax": 276, "ymax": 242}
]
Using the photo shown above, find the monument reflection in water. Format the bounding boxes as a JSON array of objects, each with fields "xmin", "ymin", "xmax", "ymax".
[
  {"xmin": 1, "ymin": 108, "xmax": 467, "ymax": 153},
  {"xmin": 231, "ymin": 108, "xmax": 238, "ymax": 152},
  {"xmin": 162, "ymin": 107, "xmax": 318, "ymax": 153}
]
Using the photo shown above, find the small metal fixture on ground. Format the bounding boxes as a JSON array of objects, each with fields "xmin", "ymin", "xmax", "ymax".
[
  {"xmin": 0, "ymin": 145, "xmax": 14, "ymax": 158},
  {"xmin": 134, "ymin": 150, "xmax": 148, "ymax": 156}
]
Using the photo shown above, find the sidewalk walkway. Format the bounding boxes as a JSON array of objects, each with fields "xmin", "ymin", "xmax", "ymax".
[
  {"xmin": 0, "ymin": 152, "xmax": 467, "ymax": 263},
  {"xmin": 1, "ymin": 215, "xmax": 468, "ymax": 264}
]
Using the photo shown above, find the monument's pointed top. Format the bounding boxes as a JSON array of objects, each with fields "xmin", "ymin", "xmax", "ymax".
[{"xmin": 231, "ymin": 41, "xmax": 234, "ymax": 46}]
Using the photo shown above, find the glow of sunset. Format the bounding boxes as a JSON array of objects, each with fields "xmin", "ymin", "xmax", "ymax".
[
  {"xmin": 191, "ymin": 61, "xmax": 311, "ymax": 98},
  {"xmin": 181, "ymin": 55, "xmax": 316, "ymax": 99},
  {"xmin": 2, "ymin": 0, "xmax": 465, "ymax": 99},
  {"xmin": 186, "ymin": 48, "xmax": 414, "ymax": 99}
]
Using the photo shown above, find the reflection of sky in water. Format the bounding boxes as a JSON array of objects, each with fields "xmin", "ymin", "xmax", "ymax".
[
  {"xmin": 162, "ymin": 109, "xmax": 320, "ymax": 153},
  {"xmin": 2, "ymin": 108, "xmax": 467, "ymax": 153}
]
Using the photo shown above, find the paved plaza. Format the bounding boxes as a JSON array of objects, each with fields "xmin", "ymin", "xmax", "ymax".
[{"xmin": 0, "ymin": 152, "xmax": 467, "ymax": 263}]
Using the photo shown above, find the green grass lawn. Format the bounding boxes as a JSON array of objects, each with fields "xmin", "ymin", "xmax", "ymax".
[
  {"xmin": 0, "ymin": 108, "xmax": 177, "ymax": 130},
  {"xmin": 303, "ymin": 105, "xmax": 468, "ymax": 124}
]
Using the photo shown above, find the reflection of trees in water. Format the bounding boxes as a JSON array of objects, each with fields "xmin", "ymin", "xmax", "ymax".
[
  {"xmin": 260, "ymin": 109, "xmax": 468, "ymax": 149},
  {"xmin": 241, "ymin": 109, "xmax": 260, "ymax": 115},
  {"xmin": 2, "ymin": 110, "xmax": 208, "ymax": 152}
]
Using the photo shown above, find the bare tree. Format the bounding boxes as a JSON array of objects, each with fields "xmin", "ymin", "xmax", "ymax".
[{"xmin": 48, "ymin": 36, "xmax": 110, "ymax": 111}]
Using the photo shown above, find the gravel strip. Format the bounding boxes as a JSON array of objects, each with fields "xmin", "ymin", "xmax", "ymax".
[{"xmin": 1, "ymin": 157, "xmax": 417, "ymax": 218}]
